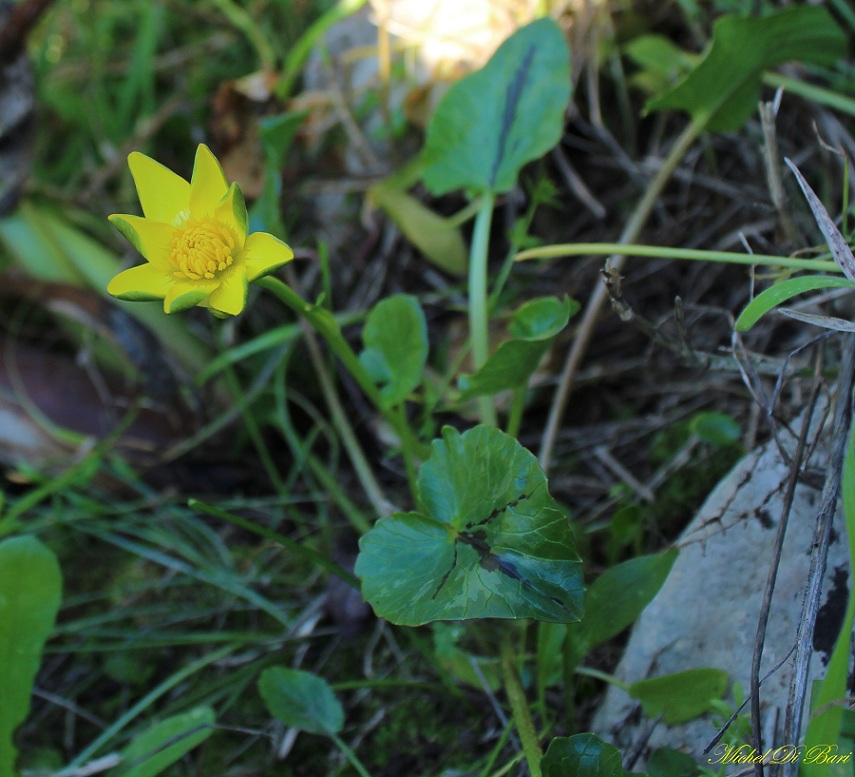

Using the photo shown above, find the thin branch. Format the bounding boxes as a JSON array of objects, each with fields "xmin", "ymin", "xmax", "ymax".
[
  {"xmin": 782, "ymin": 333, "xmax": 855, "ymax": 777},
  {"xmin": 539, "ymin": 118, "xmax": 704, "ymax": 472},
  {"xmin": 751, "ymin": 350, "xmax": 824, "ymax": 777}
]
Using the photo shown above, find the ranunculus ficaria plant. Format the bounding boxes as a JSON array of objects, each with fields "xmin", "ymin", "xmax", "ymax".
[{"xmin": 108, "ymin": 144, "xmax": 293, "ymax": 316}]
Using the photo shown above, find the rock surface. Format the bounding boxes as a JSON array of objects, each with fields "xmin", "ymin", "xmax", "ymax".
[{"xmin": 592, "ymin": 414, "xmax": 850, "ymax": 767}]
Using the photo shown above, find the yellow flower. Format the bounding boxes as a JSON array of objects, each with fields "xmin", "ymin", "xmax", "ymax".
[{"xmin": 108, "ymin": 144, "xmax": 294, "ymax": 316}]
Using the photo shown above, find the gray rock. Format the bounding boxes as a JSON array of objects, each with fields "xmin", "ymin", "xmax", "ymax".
[{"xmin": 591, "ymin": 416, "xmax": 850, "ymax": 767}]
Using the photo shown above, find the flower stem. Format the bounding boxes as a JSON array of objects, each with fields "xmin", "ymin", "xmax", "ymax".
[
  {"xmin": 501, "ymin": 634, "xmax": 543, "ymax": 777},
  {"xmin": 256, "ymin": 276, "xmax": 429, "ymax": 461},
  {"xmin": 470, "ymin": 193, "xmax": 497, "ymax": 427},
  {"xmin": 395, "ymin": 404, "xmax": 419, "ymax": 503},
  {"xmin": 506, "ymin": 388, "xmax": 526, "ymax": 440},
  {"xmin": 331, "ymin": 732, "xmax": 374, "ymax": 777}
]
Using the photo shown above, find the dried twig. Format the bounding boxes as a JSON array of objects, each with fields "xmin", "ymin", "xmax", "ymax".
[
  {"xmin": 751, "ymin": 349, "xmax": 824, "ymax": 777},
  {"xmin": 781, "ymin": 334, "xmax": 855, "ymax": 776},
  {"xmin": 539, "ymin": 120, "xmax": 704, "ymax": 472}
]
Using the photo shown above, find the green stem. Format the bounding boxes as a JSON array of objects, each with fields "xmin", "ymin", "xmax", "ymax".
[
  {"xmin": 516, "ymin": 242, "xmax": 840, "ymax": 273},
  {"xmin": 306, "ymin": 459, "xmax": 372, "ymax": 534},
  {"xmin": 470, "ymin": 193, "xmax": 497, "ymax": 427},
  {"xmin": 331, "ymin": 732, "xmax": 374, "ymax": 777},
  {"xmin": 506, "ymin": 388, "xmax": 526, "ymax": 440},
  {"xmin": 763, "ymin": 71, "xmax": 855, "ymax": 119},
  {"xmin": 223, "ymin": 359, "xmax": 286, "ymax": 495},
  {"xmin": 490, "ymin": 176, "xmax": 544, "ymax": 308},
  {"xmin": 395, "ymin": 404, "xmax": 419, "ymax": 501},
  {"xmin": 501, "ymin": 635, "xmax": 543, "ymax": 777},
  {"xmin": 300, "ymin": 314, "xmax": 392, "ymax": 518},
  {"xmin": 256, "ymin": 276, "xmax": 429, "ymax": 463},
  {"xmin": 574, "ymin": 665, "xmax": 631, "ymax": 692},
  {"xmin": 273, "ymin": 353, "xmax": 373, "ymax": 533},
  {"xmin": 446, "ymin": 197, "xmax": 486, "ymax": 228}
]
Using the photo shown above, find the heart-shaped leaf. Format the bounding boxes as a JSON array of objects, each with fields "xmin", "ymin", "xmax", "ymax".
[
  {"xmin": 0, "ymin": 536, "xmax": 62, "ymax": 775},
  {"xmin": 459, "ymin": 296, "xmax": 577, "ymax": 399},
  {"xmin": 356, "ymin": 425, "xmax": 584, "ymax": 626},
  {"xmin": 422, "ymin": 18, "xmax": 571, "ymax": 196},
  {"xmin": 647, "ymin": 6, "xmax": 845, "ymax": 132},
  {"xmin": 359, "ymin": 294, "xmax": 428, "ymax": 408},
  {"xmin": 541, "ymin": 733, "xmax": 624, "ymax": 777},
  {"xmin": 259, "ymin": 666, "xmax": 344, "ymax": 736}
]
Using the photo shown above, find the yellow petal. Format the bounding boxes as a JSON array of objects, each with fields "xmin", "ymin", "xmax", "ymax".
[
  {"xmin": 189, "ymin": 144, "xmax": 229, "ymax": 219},
  {"xmin": 240, "ymin": 232, "xmax": 295, "ymax": 282},
  {"xmin": 164, "ymin": 280, "xmax": 218, "ymax": 314},
  {"xmin": 108, "ymin": 263, "xmax": 172, "ymax": 301},
  {"xmin": 207, "ymin": 266, "xmax": 248, "ymax": 316},
  {"xmin": 109, "ymin": 214, "xmax": 173, "ymax": 269},
  {"xmin": 128, "ymin": 152, "xmax": 191, "ymax": 224},
  {"xmin": 214, "ymin": 183, "xmax": 248, "ymax": 249}
]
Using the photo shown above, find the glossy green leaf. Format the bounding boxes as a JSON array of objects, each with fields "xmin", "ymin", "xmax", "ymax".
[
  {"xmin": 459, "ymin": 296, "xmax": 577, "ymax": 399},
  {"xmin": 689, "ymin": 412, "xmax": 740, "ymax": 447},
  {"xmin": 647, "ymin": 6, "xmax": 845, "ymax": 132},
  {"xmin": 630, "ymin": 668, "xmax": 728, "ymax": 725},
  {"xmin": 570, "ymin": 549, "xmax": 678, "ymax": 656},
  {"xmin": 258, "ymin": 666, "xmax": 343, "ymax": 736},
  {"xmin": 735, "ymin": 276, "xmax": 855, "ymax": 332},
  {"xmin": 359, "ymin": 294, "xmax": 428, "ymax": 408},
  {"xmin": 369, "ymin": 182, "xmax": 468, "ymax": 275},
  {"xmin": 541, "ymin": 733, "xmax": 624, "ymax": 777},
  {"xmin": 0, "ymin": 536, "xmax": 62, "ymax": 775},
  {"xmin": 422, "ymin": 18, "xmax": 571, "ymax": 195},
  {"xmin": 507, "ymin": 295, "xmax": 577, "ymax": 339},
  {"xmin": 110, "ymin": 707, "xmax": 215, "ymax": 777},
  {"xmin": 356, "ymin": 425, "xmax": 584, "ymax": 626}
]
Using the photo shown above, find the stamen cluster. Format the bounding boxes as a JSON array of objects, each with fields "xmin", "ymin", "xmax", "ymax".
[{"xmin": 169, "ymin": 220, "xmax": 236, "ymax": 280}]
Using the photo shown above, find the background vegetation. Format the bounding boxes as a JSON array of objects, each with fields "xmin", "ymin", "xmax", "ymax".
[{"xmin": 1, "ymin": 0, "xmax": 854, "ymax": 774}]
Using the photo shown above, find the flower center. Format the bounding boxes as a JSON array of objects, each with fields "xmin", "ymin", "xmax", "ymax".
[{"xmin": 168, "ymin": 219, "xmax": 236, "ymax": 281}]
